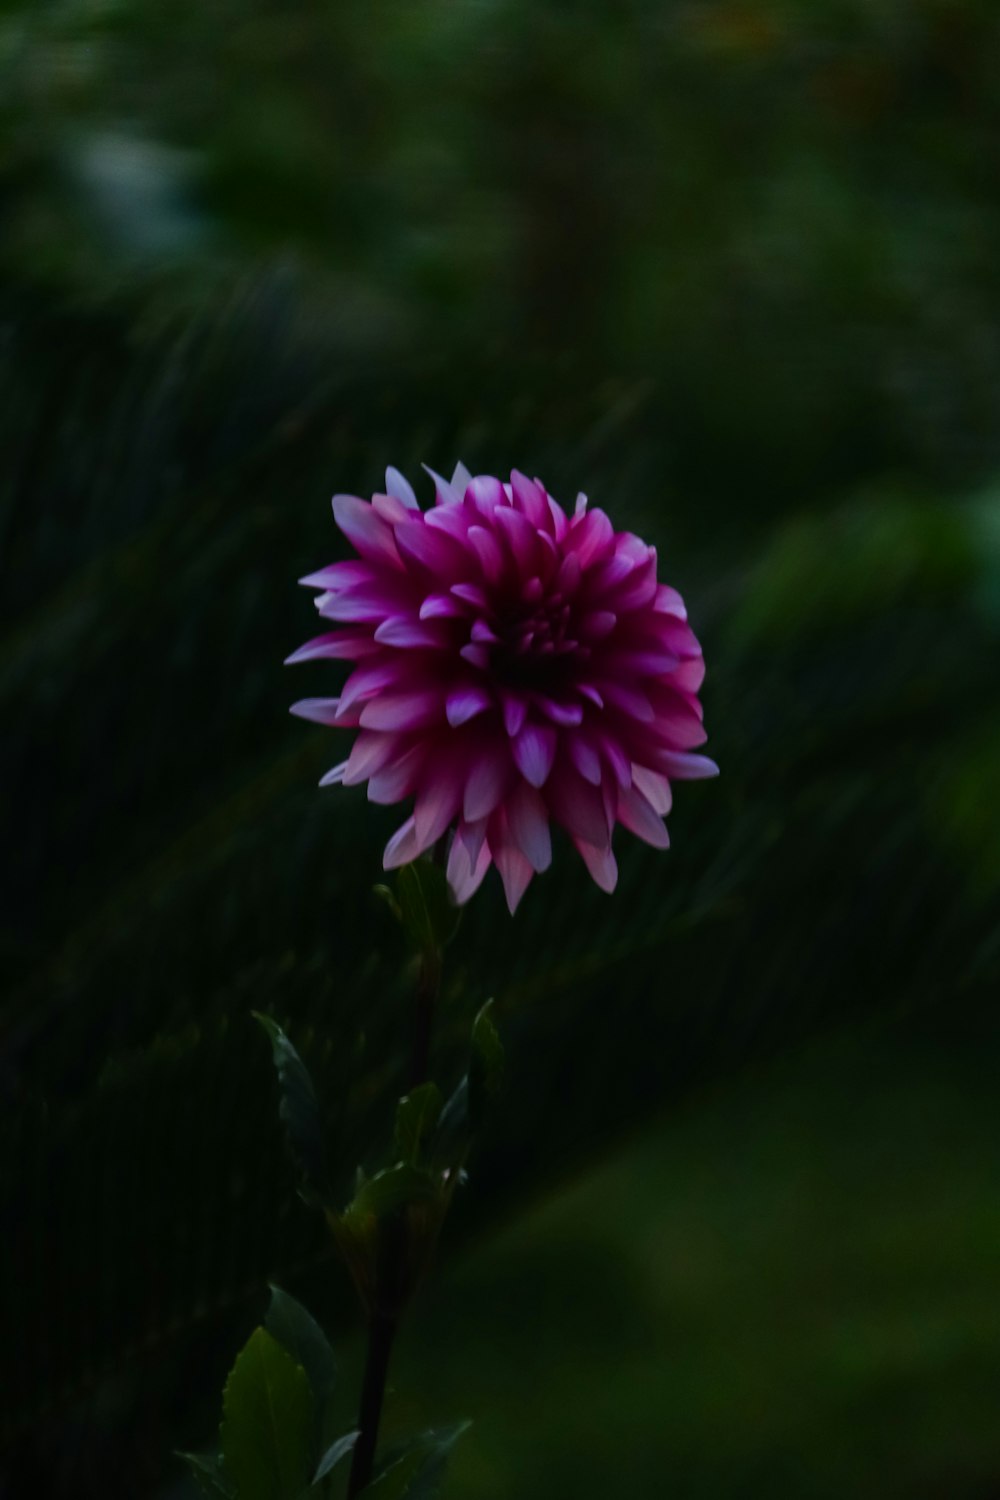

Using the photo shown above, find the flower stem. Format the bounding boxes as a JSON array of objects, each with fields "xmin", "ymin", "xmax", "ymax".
[
  {"xmin": 346, "ymin": 944, "xmax": 442, "ymax": 1497},
  {"xmin": 346, "ymin": 1312, "xmax": 396, "ymax": 1497},
  {"xmin": 408, "ymin": 951, "xmax": 439, "ymax": 1090}
]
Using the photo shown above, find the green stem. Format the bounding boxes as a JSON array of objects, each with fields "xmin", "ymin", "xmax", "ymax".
[
  {"xmin": 346, "ymin": 1312, "xmax": 396, "ymax": 1497},
  {"xmin": 408, "ymin": 950, "xmax": 439, "ymax": 1091},
  {"xmin": 346, "ymin": 942, "xmax": 442, "ymax": 1497}
]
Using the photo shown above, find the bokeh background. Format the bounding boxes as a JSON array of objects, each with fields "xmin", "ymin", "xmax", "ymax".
[{"xmin": 2, "ymin": 2, "xmax": 1000, "ymax": 1496}]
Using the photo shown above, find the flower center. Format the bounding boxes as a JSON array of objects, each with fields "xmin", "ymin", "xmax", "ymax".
[{"xmin": 489, "ymin": 590, "xmax": 584, "ymax": 691}]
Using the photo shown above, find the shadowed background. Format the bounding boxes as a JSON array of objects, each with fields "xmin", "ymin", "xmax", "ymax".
[{"xmin": 2, "ymin": 2, "xmax": 999, "ymax": 1496}]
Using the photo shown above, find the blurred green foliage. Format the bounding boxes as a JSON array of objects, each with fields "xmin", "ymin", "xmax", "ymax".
[{"xmin": 1, "ymin": 0, "xmax": 999, "ymax": 1495}]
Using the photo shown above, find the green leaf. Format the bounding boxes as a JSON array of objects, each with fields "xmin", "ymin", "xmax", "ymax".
[
  {"xmin": 361, "ymin": 1422, "xmax": 471, "ymax": 1499},
  {"xmin": 394, "ymin": 860, "xmax": 460, "ymax": 956},
  {"xmin": 265, "ymin": 1284, "xmax": 336, "ymax": 1405},
  {"xmin": 177, "ymin": 1450, "xmax": 235, "ymax": 1498},
  {"xmin": 431, "ymin": 1077, "xmax": 470, "ymax": 1164},
  {"xmin": 348, "ymin": 1162, "xmax": 440, "ymax": 1221},
  {"xmin": 253, "ymin": 1013, "xmax": 325, "ymax": 1199},
  {"xmin": 394, "ymin": 1083, "xmax": 443, "ymax": 1165},
  {"xmin": 313, "ymin": 1429, "xmax": 360, "ymax": 1483},
  {"xmin": 372, "ymin": 882, "xmax": 402, "ymax": 924},
  {"xmin": 220, "ymin": 1327, "xmax": 315, "ymax": 1500},
  {"xmin": 468, "ymin": 1000, "xmax": 503, "ymax": 1128}
]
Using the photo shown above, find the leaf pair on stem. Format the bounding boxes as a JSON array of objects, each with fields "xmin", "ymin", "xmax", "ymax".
[{"xmin": 185, "ymin": 859, "xmax": 500, "ymax": 1498}]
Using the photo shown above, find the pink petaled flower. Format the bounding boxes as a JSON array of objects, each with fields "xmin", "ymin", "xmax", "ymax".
[{"xmin": 289, "ymin": 464, "xmax": 717, "ymax": 913}]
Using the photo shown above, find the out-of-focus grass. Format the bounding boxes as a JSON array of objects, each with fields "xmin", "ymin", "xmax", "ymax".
[{"xmin": 386, "ymin": 1020, "xmax": 1000, "ymax": 1499}]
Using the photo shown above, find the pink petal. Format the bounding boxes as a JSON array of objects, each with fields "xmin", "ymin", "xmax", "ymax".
[
  {"xmin": 338, "ymin": 660, "xmax": 404, "ymax": 714},
  {"xmin": 502, "ymin": 693, "xmax": 528, "ymax": 738},
  {"xmin": 319, "ymin": 579, "xmax": 411, "ymax": 623},
  {"xmin": 596, "ymin": 732, "xmax": 632, "ymax": 788},
  {"xmin": 512, "ymin": 722, "xmax": 557, "ymax": 788},
  {"xmin": 617, "ymin": 784, "xmax": 670, "ymax": 848},
  {"xmin": 650, "ymin": 751, "xmax": 719, "ymax": 780},
  {"xmin": 494, "ymin": 505, "xmax": 541, "ymax": 573},
  {"xmin": 573, "ymin": 837, "xmax": 618, "ymax": 893},
  {"xmin": 555, "ymin": 552, "xmax": 582, "ymax": 597},
  {"xmin": 419, "ymin": 593, "xmax": 465, "ymax": 620},
  {"xmin": 646, "ymin": 694, "xmax": 709, "ymax": 749},
  {"xmin": 413, "ymin": 756, "xmax": 466, "ymax": 846},
  {"xmin": 510, "ymin": 470, "xmax": 550, "ymax": 529},
  {"xmin": 641, "ymin": 616, "xmax": 702, "ymax": 658},
  {"xmin": 468, "ymin": 525, "xmax": 506, "ymax": 586},
  {"xmin": 343, "ymin": 730, "xmax": 404, "ymax": 786},
  {"xmin": 608, "ymin": 555, "xmax": 658, "ymax": 613},
  {"xmin": 289, "ymin": 697, "xmax": 342, "ymax": 725},
  {"xmin": 454, "ymin": 815, "xmax": 488, "ymax": 867},
  {"xmin": 446, "ymin": 826, "xmax": 492, "ymax": 903},
  {"xmin": 395, "ymin": 517, "xmax": 468, "ymax": 576},
  {"xmin": 568, "ymin": 734, "xmax": 602, "ymax": 786},
  {"xmin": 447, "ymin": 685, "xmax": 494, "ymax": 727},
  {"xmin": 422, "ymin": 465, "xmax": 461, "ymax": 506},
  {"xmin": 673, "ymin": 656, "xmax": 706, "ymax": 693},
  {"xmin": 631, "ymin": 764, "xmax": 672, "ymax": 815},
  {"xmin": 567, "ymin": 507, "xmax": 615, "ymax": 567},
  {"xmin": 298, "ymin": 560, "xmax": 372, "ymax": 590},
  {"xmin": 466, "ymin": 474, "xmax": 507, "ymax": 518},
  {"xmin": 425, "ymin": 505, "xmax": 474, "ymax": 546},
  {"xmin": 578, "ymin": 610, "xmax": 617, "ymax": 641},
  {"xmin": 383, "ymin": 815, "xmax": 420, "ymax": 870},
  {"xmin": 653, "ymin": 583, "xmax": 688, "ymax": 619},
  {"xmin": 460, "ymin": 643, "xmax": 491, "ymax": 670},
  {"xmin": 535, "ymin": 696, "xmax": 583, "ymax": 728},
  {"xmin": 505, "ymin": 781, "xmax": 552, "ymax": 872},
  {"xmin": 373, "ymin": 492, "xmax": 415, "ymax": 527},
  {"xmin": 464, "ymin": 744, "xmax": 513, "ymax": 821},
  {"xmin": 368, "ymin": 743, "xmax": 427, "ymax": 804},
  {"xmin": 359, "ymin": 689, "xmax": 443, "ymax": 731},
  {"xmin": 374, "ymin": 616, "xmax": 449, "ymax": 649},
  {"xmin": 319, "ymin": 761, "xmax": 349, "ymax": 786},
  {"xmin": 284, "ymin": 632, "xmax": 378, "ymax": 665},
  {"xmin": 451, "ymin": 582, "xmax": 489, "ymax": 611},
  {"xmin": 548, "ymin": 769, "xmax": 611, "ymax": 847},
  {"xmin": 332, "ymin": 494, "xmax": 402, "ymax": 568},
  {"xmin": 537, "ymin": 530, "xmax": 560, "ymax": 575},
  {"xmin": 603, "ymin": 648, "xmax": 680, "ymax": 678},
  {"xmin": 600, "ymin": 680, "xmax": 654, "ymax": 722},
  {"xmin": 385, "ymin": 466, "xmax": 419, "ymax": 509},
  {"xmin": 547, "ymin": 495, "xmax": 569, "ymax": 541},
  {"xmin": 494, "ymin": 843, "xmax": 534, "ymax": 914}
]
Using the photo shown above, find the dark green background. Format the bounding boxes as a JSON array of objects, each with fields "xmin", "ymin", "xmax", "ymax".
[{"xmin": 2, "ymin": 2, "xmax": 999, "ymax": 1496}]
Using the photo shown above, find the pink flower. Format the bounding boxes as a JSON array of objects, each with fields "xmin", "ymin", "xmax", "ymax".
[{"xmin": 289, "ymin": 464, "xmax": 717, "ymax": 913}]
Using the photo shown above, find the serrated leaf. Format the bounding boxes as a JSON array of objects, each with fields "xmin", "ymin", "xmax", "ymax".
[
  {"xmin": 468, "ymin": 1000, "xmax": 503, "ymax": 1128},
  {"xmin": 394, "ymin": 860, "xmax": 460, "ymax": 956},
  {"xmin": 394, "ymin": 1083, "xmax": 443, "ymax": 1165},
  {"xmin": 253, "ymin": 1013, "xmax": 325, "ymax": 1199},
  {"xmin": 220, "ymin": 1327, "xmax": 315, "ymax": 1500},
  {"xmin": 177, "ymin": 1450, "xmax": 235, "ymax": 1498},
  {"xmin": 361, "ymin": 1422, "xmax": 471, "ymax": 1499},
  {"xmin": 265, "ymin": 1284, "xmax": 336, "ymax": 1406},
  {"xmin": 313, "ymin": 1429, "xmax": 359, "ymax": 1482}
]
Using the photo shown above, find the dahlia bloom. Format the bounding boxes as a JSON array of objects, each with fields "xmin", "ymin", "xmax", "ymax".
[{"xmin": 289, "ymin": 464, "xmax": 717, "ymax": 913}]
